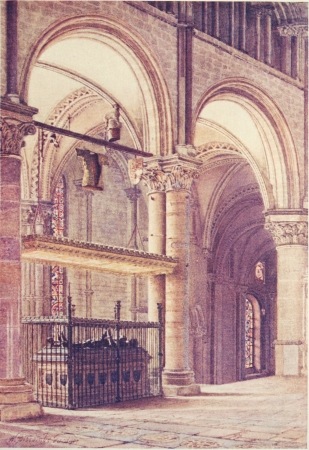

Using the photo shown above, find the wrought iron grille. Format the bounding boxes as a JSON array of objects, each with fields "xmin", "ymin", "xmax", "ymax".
[{"xmin": 22, "ymin": 300, "xmax": 163, "ymax": 409}]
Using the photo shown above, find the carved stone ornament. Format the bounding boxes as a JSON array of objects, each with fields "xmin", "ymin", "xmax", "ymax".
[
  {"xmin": 0, "ymin": 118, "xmax": 36, "ymax": 156},
  {"xmin": 21, "ymin": 203, "xmax": 52, "ymax": 235},
  {"xmin": 165, "ymin": 165, "xmax": 199, "ymax": 191},
  {"xmin": 277, "ymin": 24, "xmax": 308, "ymax": 37},
  {"xmin": 142, "ymin": 164, "xmax": 199, "ymax": 192},
  {"xmin": 265, "ymin": 221, "xmax": 308, "ymax": 246},
  {"xmin": 141, "ymin": 167, "xmax": 168, "ymax": 192}
]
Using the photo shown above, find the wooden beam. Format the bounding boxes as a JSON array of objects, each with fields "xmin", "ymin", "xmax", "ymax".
[{"xmin": 33, "ymin": 120, "xmax": 153, "ymax": 157}]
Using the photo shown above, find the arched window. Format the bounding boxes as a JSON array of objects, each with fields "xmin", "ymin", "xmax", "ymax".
[
  {"xmin": 245, "ymin": 296, "xmax": 262, "ymax": 373},
  {"xmin": 245, "ymin": 298, "xmax": 254, "ymax": 369},
  {"xmin": 51, "ymin": 177, "xmax": 65, "ymax": 315}
]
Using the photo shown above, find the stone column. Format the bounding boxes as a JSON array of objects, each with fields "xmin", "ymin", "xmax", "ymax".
[
  {"xmin": 142, "ymin": 164, "xmax": 166, "ymax": 322},
  {"xmin": 125, "ymin": 187, "xmax": 142, "ymax": 321},
  {"xmin": 264, "ymin": 8, "xmax": 273, "ymax": 65},
  {"xmin": 265, "ymin": 214, "xmax": 308, "ymax": 376},
  {"xmin": 238, "ymin": 3, "xmax": 247, "ymax": 52},
  {"xmin": 255, "ymin": 9, "xmax": 262, "ymax": 61},
  {"xmin": 161, "ymin": 156, "xmax": 200, "ymax": 388},
  {"xmin": 177, "ymin": 2, "xmax": 193, "ymax": 145},
  {"xmin": 0, "ymin": 98, "xmax": 42, "ymax": 420}
]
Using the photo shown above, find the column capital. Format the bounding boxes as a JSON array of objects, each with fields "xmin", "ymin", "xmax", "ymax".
[
  {"xmin": 251, "ymin": 4, "xmax": 274, "ymax": 17},
  {"xmin": 142, "ymin": 154, "xmax": 201, "ymax": 193},
  {"xmin": 1, "ymin": 98, "xmax": 38, "ymax": 157},
  {"xmin": 0, "ymin": 118, "xmax": 36, "ymax": 157},
  {"xmin": 265, "ymin": 212, "xmax": 308, "ymax": 246},
  {"xmin": 277, "ymin": 23, "xmax": 308, "ymax": 37}
]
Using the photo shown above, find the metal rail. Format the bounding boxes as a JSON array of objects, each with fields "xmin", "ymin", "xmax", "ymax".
[{"xmin": 33, "ymin": 120, "xmax": 153, "ymax": 157}]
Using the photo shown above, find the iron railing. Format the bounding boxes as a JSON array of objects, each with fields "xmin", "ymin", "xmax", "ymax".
[{"xmin": 22, "ymin": 299, "xmax": 163, "ymax": 409}]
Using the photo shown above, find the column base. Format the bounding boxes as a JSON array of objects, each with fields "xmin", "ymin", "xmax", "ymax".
[
  {"xmin": 162, "ymin": 370, "xmax": 199, "ymax": 396},
  {"xmin": 163, "ymin": 369, "xmax": 195, "ymax": 386},
  {"xmin": 274, "ymin": 340, "xmax": 305, "ymax": 376},
  {"xmin": 0, "ymin": 378, "xmax": 43, "ymax": 421}
]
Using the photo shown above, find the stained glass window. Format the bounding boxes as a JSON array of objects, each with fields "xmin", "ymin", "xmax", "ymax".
[
  {"xmin": 245, "ymin": 298, "xmax": 254, "ymax": 369},
  {"xmin": 51, "ymin": 177, "xmax": 65, "ymax": 316},
  {"xmin": 51, "ymin": 176, "xmax": 65, "ymax": 237}
]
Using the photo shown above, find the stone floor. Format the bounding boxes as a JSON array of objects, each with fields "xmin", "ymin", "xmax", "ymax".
[{"xmin": 0, "ymin": 376, "xmax": 306, "ymax": 449}]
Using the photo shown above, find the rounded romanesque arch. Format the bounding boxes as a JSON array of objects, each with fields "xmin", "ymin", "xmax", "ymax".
[
  {"xmin": 194, "ymin": 78, "xmax": 300, "ymax": 211},
  {"xmin": 19, "ymin": 15, "xmax": 173, "ymax": 158}
]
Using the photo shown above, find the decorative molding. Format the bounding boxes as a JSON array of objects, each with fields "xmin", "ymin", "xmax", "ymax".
[
  {"xmin": 22, "ymin": 235, "xmax": 178, "ymax": 276},
  {"xmin": 274, "ymin": 340, "xmax": 304, "ymax": 345},
  {"xmin": 47, "ymin": 86, "xmax": 98, "ymax": 128},
  {"xmin": 265, "ymin": 221, "xmax": 308, "ymax": 246},
  {"xmin": 0, "ymin": 118, "xmax": 36, "ymax": 156},
  {"xmin": 196, "ymin": 141, "xmax": 242, "ymax": 159}
]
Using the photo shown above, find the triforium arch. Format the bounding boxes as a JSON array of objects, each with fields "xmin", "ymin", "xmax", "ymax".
[
  {"xmin": 19, "ymin": 15, "xmax": 173, "ymax": 158},
  {"xmin": 194, "ymin": 77, "xmax": 301, "ymax": 210}
]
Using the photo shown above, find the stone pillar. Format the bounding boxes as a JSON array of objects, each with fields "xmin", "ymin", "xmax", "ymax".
[
  {"xmin": 264, "ymin": 9, "xmax": 273, "ymax": 65},
  {"xmin": 0, "ymin": 98, "xmax": 42, "ymax": 420},
  {"xmin": 125, "ymin": 187, "xmax": 142, "ymax": 321},
  {"xmin": 5, "ymin": 1, "xmax": 19, "ymax": 103},
  {"xmin": 238, "ymin": 3, "xmax": 247, "ymax": 52},
  {"xmin": 255, "ymin": 10, "xmax": 262, "ymax": 61},
  {"xmin": 265, "ymin": 214, "xmax": 308, "ymax": 376},
  {"xmin": 142, "ymin": 164, "xmax": 166, "ymax": 322},
  {"xmin": 161, "ymin": 156, "xmax": 200, "ymax": 388},
  {"xmin": 177, "ymin": 2, "xmax": 193, "ymax": 145}
]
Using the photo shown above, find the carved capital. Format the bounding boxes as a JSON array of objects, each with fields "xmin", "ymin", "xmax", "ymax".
[
  {"xmin": 250, "ymin": 4, "xmax": 274, "ymax": 17},
  {"xmin": 265, "ymin": 221, "xmax": 308, "ymax": 246},
  {"xmin": 277, "ymin": 24, "xmax": 308, "ymax": 37},
  {"xmin": 0, "ymin": 118, "xmax": 36, "ymax": 156},
  {"xmin": 141, "ymin": 164, "xmax": 199, "ymax": 192},
  {"xmin": 165, "ymin": 164, "xmax": 199, "ymax": 191},
  {"xmin": 141, "ymin": 167, "xmax": 168, "ymax": 192}
]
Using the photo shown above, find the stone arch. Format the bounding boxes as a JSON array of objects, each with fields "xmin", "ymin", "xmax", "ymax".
[
  {"xmin": 20, "ymin": 15, "xmax": 173, "ymax": 157},
  {"xmin": 35, "ymin": 86, "xmax": 138, "ymax": 202},
  {"xmin": 194, "ymin": 78, "xmax": 300, "ymax": 210},
  {"xmin": 197, "ymin": 142, "xmax": 266, "ymax": 249}
]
